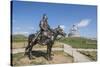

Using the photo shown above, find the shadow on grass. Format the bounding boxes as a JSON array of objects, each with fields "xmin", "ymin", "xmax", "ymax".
[{"xmin": 31, "ymin": 50, "xmax": 48, "ymax": 60}]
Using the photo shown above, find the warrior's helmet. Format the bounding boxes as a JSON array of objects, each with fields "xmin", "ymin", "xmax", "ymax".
[{"xmin": 43, "ymin": 14, "xmax": 48, "ymax": 20}]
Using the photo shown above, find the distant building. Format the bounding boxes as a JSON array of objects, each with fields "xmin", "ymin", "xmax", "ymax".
[{"xmin": 68, "ymin": 25, "xmax": 80, "ymax": 37}]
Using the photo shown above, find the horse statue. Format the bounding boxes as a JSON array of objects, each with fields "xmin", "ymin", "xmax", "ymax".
[{"xmin": 25, "ymin": 26, "xmax": 66, "ymax": 60}]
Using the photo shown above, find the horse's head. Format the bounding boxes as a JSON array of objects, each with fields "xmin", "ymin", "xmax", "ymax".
[{"xmin": 55, "ymin": 25, "xmax": 66, "ymax": 37}]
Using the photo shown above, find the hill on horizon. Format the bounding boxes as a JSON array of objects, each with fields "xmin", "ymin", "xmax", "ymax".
[{"xmin": 12, "ymin": 34, "xmax": 28, "ymax": 42}]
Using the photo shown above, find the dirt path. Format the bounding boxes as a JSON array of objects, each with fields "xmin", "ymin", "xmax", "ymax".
[
  {"xmin": 12, "ymin": 47, "xmax": 96, "ymax": 54},
  {"xmin": 12, "ymin": 48, "xmax": 63, "ymax": 54}
]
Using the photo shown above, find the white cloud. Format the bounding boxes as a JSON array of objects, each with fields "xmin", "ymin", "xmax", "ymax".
[{"xmin": 77, "ymin": 19, "xmax": 91, "ymax": 27}]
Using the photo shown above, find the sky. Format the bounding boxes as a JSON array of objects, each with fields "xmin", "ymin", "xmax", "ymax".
[{"xmin": 11, "ymin": 1, "xmax": 97, "ymax": 38}]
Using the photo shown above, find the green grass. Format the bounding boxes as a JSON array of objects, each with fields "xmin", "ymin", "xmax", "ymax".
[
  {"xmin": 12, "ymin": 53, "xmax": 25, "ymax": 66},
  {"xmin": 58, "ymin": 37, "xmax": 97, "ymax": 49},
  {"xmin": 12, "ymin": 34, "xmax": 28, "ymax": 42},
  {"xmin": 79, "ymin": 51, "xmax": 97, "ymax": 61},
  {"xmin": 12, "ymin": 39, "xmax": 27, "ymax": 42},
  {"xmin": 12, "ymin": 34, "xmax": 97, "ymax": 49}
]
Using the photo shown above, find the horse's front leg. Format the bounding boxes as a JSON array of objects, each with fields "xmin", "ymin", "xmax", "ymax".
[
  {"xmin": 49, "ymin": 44, "xmax": 53, "ymax": 60},
  {"xmin": 49, "ymin": 40, "xmax": 54, "ymax": 56},
  {"xmin": 47, "ymin": 44, "xmax": 52, "ymax": 60},
  {"xmin": 47, "ymin": 45, "xmax": 50, "ymax": 60}
]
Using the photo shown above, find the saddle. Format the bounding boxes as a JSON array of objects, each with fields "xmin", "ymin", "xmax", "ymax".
[{"xmin": 37, "ymin": 30, "xmax": 53, "ymax": 45}]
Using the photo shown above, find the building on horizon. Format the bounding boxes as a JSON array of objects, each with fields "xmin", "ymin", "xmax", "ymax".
[{"xmin": 68, "ymin": 25, "xmax": 80, "ymax": 37}]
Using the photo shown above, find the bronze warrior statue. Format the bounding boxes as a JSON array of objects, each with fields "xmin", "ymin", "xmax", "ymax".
[
  {"xmin": 25, "ymin": 14, "xmax": 66, "ymax": 60},
  {"xmin": 39, "ymin": 14, "xmax": 53, "ymax": 42}
]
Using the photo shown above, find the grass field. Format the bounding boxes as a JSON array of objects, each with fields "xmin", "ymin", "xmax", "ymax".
[
  {"xmin": 59, "ymin": 37, "xmax": 97, "ymax": 49},
  {"xmin": 12, "ymin": 35, "xmax": 97, "ymax": 49},
  {"xmin": 11, "ymin": 35, "xmax": 97, "ymax": 66},
  {"xmin": 12, "ymin": 34, "xmax": 27, "ymax": 42}
]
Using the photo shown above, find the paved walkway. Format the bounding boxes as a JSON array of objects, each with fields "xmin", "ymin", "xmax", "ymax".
[{"xmin": 63, "ymin": 44, "xmax": 93, "ymax": 62}]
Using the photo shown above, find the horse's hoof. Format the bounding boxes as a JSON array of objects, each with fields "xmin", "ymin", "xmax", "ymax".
[
  {"xmin": 29, "ymin": 57, "xmax": 33, "ymax": 60},
  {"xmin": 28, "ymin": 55, "xmax": 33, "ymax": 60}
]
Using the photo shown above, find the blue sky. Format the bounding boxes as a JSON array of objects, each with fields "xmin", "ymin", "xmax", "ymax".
[{"xmin": 12, "ymin": 1, "xmax": 97, "ymax": 38}]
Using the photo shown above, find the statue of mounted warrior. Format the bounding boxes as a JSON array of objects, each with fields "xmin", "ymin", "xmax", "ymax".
[
  {"xmin": 39, "ymin": 14, "xmax": 53, "ymax": 44},
  {"xmin": 25, "ymin": 14, "xmax": 66, "ymax": 60}
]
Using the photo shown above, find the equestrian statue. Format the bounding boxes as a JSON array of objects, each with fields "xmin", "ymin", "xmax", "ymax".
[{"xmin": 25, "ymin": 14, "xmax": 66, "ymax": 60}]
